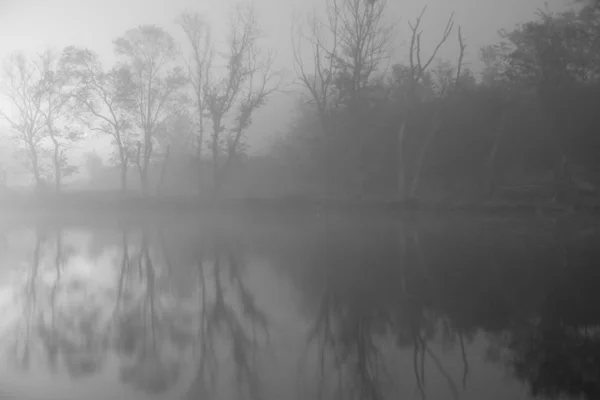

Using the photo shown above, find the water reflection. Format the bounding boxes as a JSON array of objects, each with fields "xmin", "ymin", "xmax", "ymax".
[{"xmin": 0, "ymin": 216, "xmax": 599, "ymax": 399}]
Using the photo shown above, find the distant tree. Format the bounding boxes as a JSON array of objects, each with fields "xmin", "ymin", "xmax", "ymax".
[
  {"xmin": 36, "ymin": 49, "xmax": 84, "ymax": 192},
  {"xmin": 198, "ymin": 3, "xmax": 281, "ymax": 196},
  {"xmin": 291, "ymin": 0, "xmax": 396, "ymax": 195},
  {"xmin": 177, "ymin": 11, "xmax": 213, "ymax": 193},
  {"xmin": 61, "ymin": 47, "xmax": 135, "ymax": 193},
  {"xmin": 154, "ymin": 110, "xmax": 195, "ymax": 195},
  {"xmin": 0, "ymin": 52, "xmax": 49, "ymax": 188},
  {"xmin": 113, "ymin": 25, "xmax": 188, "ymax": 195}
]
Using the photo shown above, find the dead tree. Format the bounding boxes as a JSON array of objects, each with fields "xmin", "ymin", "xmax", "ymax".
[{"xmin": 396, "ymin": 6, "xmax": 456, "ymax": 200}]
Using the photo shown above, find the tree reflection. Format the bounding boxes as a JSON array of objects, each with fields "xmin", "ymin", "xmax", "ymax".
[
  {"xmin": 112, "ymin": 231, "xmax": 183, "ymax": 394},
  {"xmin": 1, "ymin": 227, "xmax": 107, "ymax": 378},
  {"xmin": 494, "ymin": 228, "xmax": 600, "ymax": 400},
  {"xmin": 286, "ymin": 218, "xmax": 600, "ymax": 400},
  {"xmin": 185, "ymin": 237, "xmax": 270, "ymax": 400},
  {"xmin": 1, "ymin": 217, "xmax": 600, "ymax": 400},
  {"xmin": 296, "ymin": 226, "xmax": 466, "ymax": 400},
  {"xmin": 0, "ymin": 225, "xmax": 272, "ymax": 399},
  {"xmin": 4, "ymin": 227, "xmax": 44, "ymax": 371}
]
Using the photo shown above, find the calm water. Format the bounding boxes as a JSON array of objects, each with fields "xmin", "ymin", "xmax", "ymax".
[{"xmin": 0, "ymin": 213, "xmax": 599, "ymax": 400}]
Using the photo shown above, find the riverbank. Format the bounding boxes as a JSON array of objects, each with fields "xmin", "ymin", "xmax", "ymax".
[{"xmin": 0, "ymin": 190, "xmax": 597, "ymax": 217}]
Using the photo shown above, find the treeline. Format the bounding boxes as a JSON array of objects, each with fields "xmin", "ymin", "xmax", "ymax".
[
  {"xmin": 271, "ymin": 0, "xmax": 600, "ymax": 204},
  {"xmin": 2, "ymin": 0, "xmax": 600, "ymax": 205},
  {"xmin": 0, "ymin": 3, "xmax": 281, "ymax": 197}
]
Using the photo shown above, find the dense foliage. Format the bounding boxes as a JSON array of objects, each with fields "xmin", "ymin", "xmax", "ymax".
[{"xmin": 275, "ymin": 1, "xmax": 600, "ymax": 204}]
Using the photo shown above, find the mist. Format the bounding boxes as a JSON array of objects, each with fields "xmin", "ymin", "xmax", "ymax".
[
  {"xmin": 2, "ymin": 1, "xmax": 600, "ymax": 399},
  {"xmin": 1, "ymin": 0, "xmax": 596, "ymax": 213}
]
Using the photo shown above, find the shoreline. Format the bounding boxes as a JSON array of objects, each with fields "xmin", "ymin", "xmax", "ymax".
[{"xmin": 0, "ymin": 192, "xmax": 596, "ymax": 217}]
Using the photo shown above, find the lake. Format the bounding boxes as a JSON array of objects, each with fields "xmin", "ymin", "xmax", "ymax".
[{"xmin": 0, "ymin": 212, "xmax": 598, "ymax": 400}]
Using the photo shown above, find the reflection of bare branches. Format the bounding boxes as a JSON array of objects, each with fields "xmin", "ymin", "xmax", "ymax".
[
  {"xmin": 116, "ymin": 232, "xmax": 181, "ymax": 394},
  {"xmin": 2, "ymin": 228, "xmax": 110, "ymax": 379},
  {"xmin": 227, "ymin": 246, "xmax": 270, "ymax": 344},
  {"xmin": 186, "ymin": 253, "xmax": 218, "ymax": 400},
  {"xmin": 142, "ymin": 237, "xmax": 158, "ymax": 354},
  {"xmin": 195, "ymin": 240, "xmax": 270, "ymax": 400},
  {"xmin": 425, "ymin": 346, "xmax": 459, "ymax": 400},
  {"xmin": 112, "ymin": 230, "xmax": 130, "ymax": 320},
  {"xmin": 18, "ymin": 231, "xmax": 42, "ymax": 370},
  {"xmin": 411, "ymin": 228, "xmax": 469, "ymax": 396},
  {"xmin": 441, "ymin": 319, "xmax": 469, "ymax": 391},
  {"xmin": 306, "ymin": 292, "xmax": 342, "ymax": 400},
  {"xmin": 413, "ymin": 333, "xmax": 425, "ymax": 400},
  {"xmin": 43, "ymin": 229, "xmax": 63, "ymax": 371},
  {"xmin": 458, "ymin": 333, "xmax": 468, "ymax": 389},
  {"xmin": 308, "ymin": 289, "xmax": 390, "ymax": 400}
]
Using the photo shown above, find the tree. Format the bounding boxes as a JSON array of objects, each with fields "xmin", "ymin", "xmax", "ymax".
[
  {"xmin": 113, "ymin": 25, "xmax": 188, "ymax": 195},
  {"xmin": 37, "ymin": 49, "xmax": 83, "ymax": 192},
  {"xmin": 201, "ymin": 3, "xmax": 281, "ymax": 196},
  {"xmin": 291, "ymin": 0, "xmax": 395, "ymax": 195},
  {"xmin": 498, "ymin": 5, "xmax": 600, "ymax": 201},
  {"xmin": 0, "ymin": 52, "xmax": 49, "ymax": 188},
  {"xmin": 61, "ymin": 47, "xmax": 135, "ymax": 193},
  {"xmin": 396, "ymin": 6, "xmax": 456, "ymax": 200},
  {"xmin": 154, "ymin": 110, "xmax": 195, "ymax": 195},
  {"xmin": 177, "ymin": 11, "xmax": 213, "ymax": 194}
]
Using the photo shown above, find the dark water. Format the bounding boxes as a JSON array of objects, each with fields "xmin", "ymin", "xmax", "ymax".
[{"xmin": 1, "ymin": 213, "xmax": 599, "ymax": 400}]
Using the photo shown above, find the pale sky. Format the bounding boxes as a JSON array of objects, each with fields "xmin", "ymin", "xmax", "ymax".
[{"xmin": 0, "ymin": 0, "xmax": 567, "ymax": 172}]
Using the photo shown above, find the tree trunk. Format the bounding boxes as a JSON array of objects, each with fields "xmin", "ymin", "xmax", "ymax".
[
  {"xmin": 135, "ymin": 142, "xmax": 147, "ymax": 196},
  {"xmin": 396, "ymin": 122, "xmax": 407, "ymax": 201},
  {"xmin": 141, "ymin": 129, "xmax": 153, "ymax": 197},
  {"xmin": 52, "ymin": 141, "xmax": 61, "ymax": 193},
  {"xmin": 120, "ymin": 158, "xmax": 128, "ymax": 196},
  {"xmin": 197, "ymin": 133, "xmax": 203, "ymax": 196},
  {"xmin": 211, "ymin": 120, "xmax": 221, "ymax": 200},
  {"xmin": 156, "ymin": 145, "xmax": 170, "ymax": 197},
  {"xmin": 116, "ymin": 141, "xmax": 128, "ymax": 195},
  {"xmin": 25, "ymin": 137, "xmax": 43, "ymax": 189}
]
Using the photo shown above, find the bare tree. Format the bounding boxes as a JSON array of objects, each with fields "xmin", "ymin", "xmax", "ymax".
[
  {"xmin": 291, "ymin": 0, "xmax": 395, "ymax": 194},
  {"xmin": 202, "ymin": 3, "xmax": 281, "ymax": 196},
  {"xmin": 407, "ymin": 25, "xmax": 467, "ymax": 199},
  {"xmin": 0, "ymin": 52, "xmax": 48, "ymax": 188},
  {"xmin": 397, "ymin": 6, "xmax": 455, "ymax": 200},
  {"xmin": 291, "ymin": 5, "xmax": 339, "ymax": 134},
  {"xmin": 224, "ymin": 49, "xmax": 281, "ymax": 174},
  {"xmin": 177, "ymin": 11, "xmax": 213, "ymax": 193},
  {"xmin": 36, "ymin": 49, "xmax": 82, "ymax": 192},
  {"xmin": 154, "ymin": 110, "xmax": 195, "ymax": 196},
  {"xmin": 113, "ymin": 25, "xmax": 188, "ymax": 195},
  {"xmin": 61, "ymin": 47, "xmax": 134, "ymax": 194}
]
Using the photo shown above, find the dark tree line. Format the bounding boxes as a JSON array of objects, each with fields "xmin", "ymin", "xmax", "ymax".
[{"xmin": 273, "ymin": 0, "xmax": 600, "ymax": 204}]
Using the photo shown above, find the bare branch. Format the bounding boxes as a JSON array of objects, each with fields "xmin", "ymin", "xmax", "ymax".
[
  {"xmin": 407, "ymin": 6, "xmax": 454, "ymax": 86},
  {"xmin": 454, "ymin": 26, "xmax": 466, "ymax": 92},
  {"xmin": 177, "ymin": 11, "xmax": 213, "ymax": 158}
]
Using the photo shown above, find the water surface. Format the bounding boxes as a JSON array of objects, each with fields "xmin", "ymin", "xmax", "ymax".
[{"xmin": 0, "ymin": 213, "xmax": 598, "ymax": 400}]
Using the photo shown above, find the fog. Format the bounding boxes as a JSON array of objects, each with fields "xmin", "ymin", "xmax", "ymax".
[
  {"xmin": 1, "ymin": 0, "xmax": 592, "ymax": 209},
  {"xmin": 1, "ymin": 1, "xmax": 600, "ymax": 399}
]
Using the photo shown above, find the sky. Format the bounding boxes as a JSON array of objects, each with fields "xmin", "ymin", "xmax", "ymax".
[{"xmin": 0, "ymin": 0, "xmax": 568, "ymax": 177}]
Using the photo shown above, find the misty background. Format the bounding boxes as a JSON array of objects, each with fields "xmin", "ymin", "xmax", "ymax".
[{"xmin": 0, "ymin": 0, "xmax": 595, "ymax": 204}]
